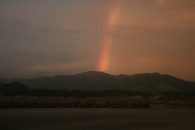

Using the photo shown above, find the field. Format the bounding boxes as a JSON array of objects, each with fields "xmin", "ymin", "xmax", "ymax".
[{"xmin": 0, "ymin": 107, "xmax": 195, "ymax": 130}]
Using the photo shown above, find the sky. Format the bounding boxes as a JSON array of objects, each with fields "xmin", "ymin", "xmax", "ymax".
[{"xmin": 0, "ymin": 0, "xmax": 195, "ymax": 80}]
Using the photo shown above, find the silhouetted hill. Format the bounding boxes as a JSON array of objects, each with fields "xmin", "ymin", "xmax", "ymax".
[
  {"xmin": 0, "ymin": 78, "xmax": 8, "ymax": 83},
  {"xmin": 15, "ymin": 71, "xmax": 195, "ymax": 92}
]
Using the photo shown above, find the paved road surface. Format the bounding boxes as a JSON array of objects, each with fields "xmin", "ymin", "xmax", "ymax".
[{"xmin": 0, "ymin": 107, "xmax": 195, "ymax": 130}]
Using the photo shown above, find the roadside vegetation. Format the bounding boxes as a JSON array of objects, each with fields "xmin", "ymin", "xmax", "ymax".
[{"xmin": 0, "ymin": 82, "xmax": 195, "ymax": 108}]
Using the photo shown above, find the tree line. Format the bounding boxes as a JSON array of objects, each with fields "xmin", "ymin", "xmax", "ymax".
[
  {"xmin": 0, "ymin": 82, "xmax": 195, "ymax": 98},
  {"xmin": 0, "ymin": 82, "xmax": 195, "ymax": 108}
]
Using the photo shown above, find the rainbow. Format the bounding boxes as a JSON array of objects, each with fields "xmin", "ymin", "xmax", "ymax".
[{"xmin": 97, "ymin": 2, "xmax": 122, "ymax": 72}]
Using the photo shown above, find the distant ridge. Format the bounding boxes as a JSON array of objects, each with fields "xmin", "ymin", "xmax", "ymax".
[
  {"xmin": 77, "ymin": 71, "xmax": 111, "ymax": 76},
  {"xmin": 3, "ymin": 71, "xmax": 195, "ymax": 92}
]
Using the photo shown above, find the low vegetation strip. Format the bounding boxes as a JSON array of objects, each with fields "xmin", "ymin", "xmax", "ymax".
[
  {"xmin": 0, "ymin": 82, "xmax": 195, "ymax": 108},
  {"xmin": 0, "ymin": 96, "xmax": 150, "ymax": 108},
  {"xmin": 1, "ymin": 96, "xmax": 195, "ymax": 108}
]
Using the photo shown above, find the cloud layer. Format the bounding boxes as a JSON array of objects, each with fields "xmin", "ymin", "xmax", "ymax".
[{"xmin": 0, "ymin": 0, "xmax": 195, "ymax": 80}]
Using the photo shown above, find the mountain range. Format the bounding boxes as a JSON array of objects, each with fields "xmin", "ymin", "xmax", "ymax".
[{"xmin": 7, "ymin": 71, "xmax": 194, "ymax": 92}]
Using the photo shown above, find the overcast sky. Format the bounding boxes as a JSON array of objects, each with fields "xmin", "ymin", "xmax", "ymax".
[{"xmin": 0, "ymin": 0, "xmax": 195, "ymax": 80}]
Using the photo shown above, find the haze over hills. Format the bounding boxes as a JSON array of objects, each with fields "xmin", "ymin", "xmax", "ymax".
[{"xmin": 8, "ymin": 71, "xmax": 194, "ymax": 92}]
